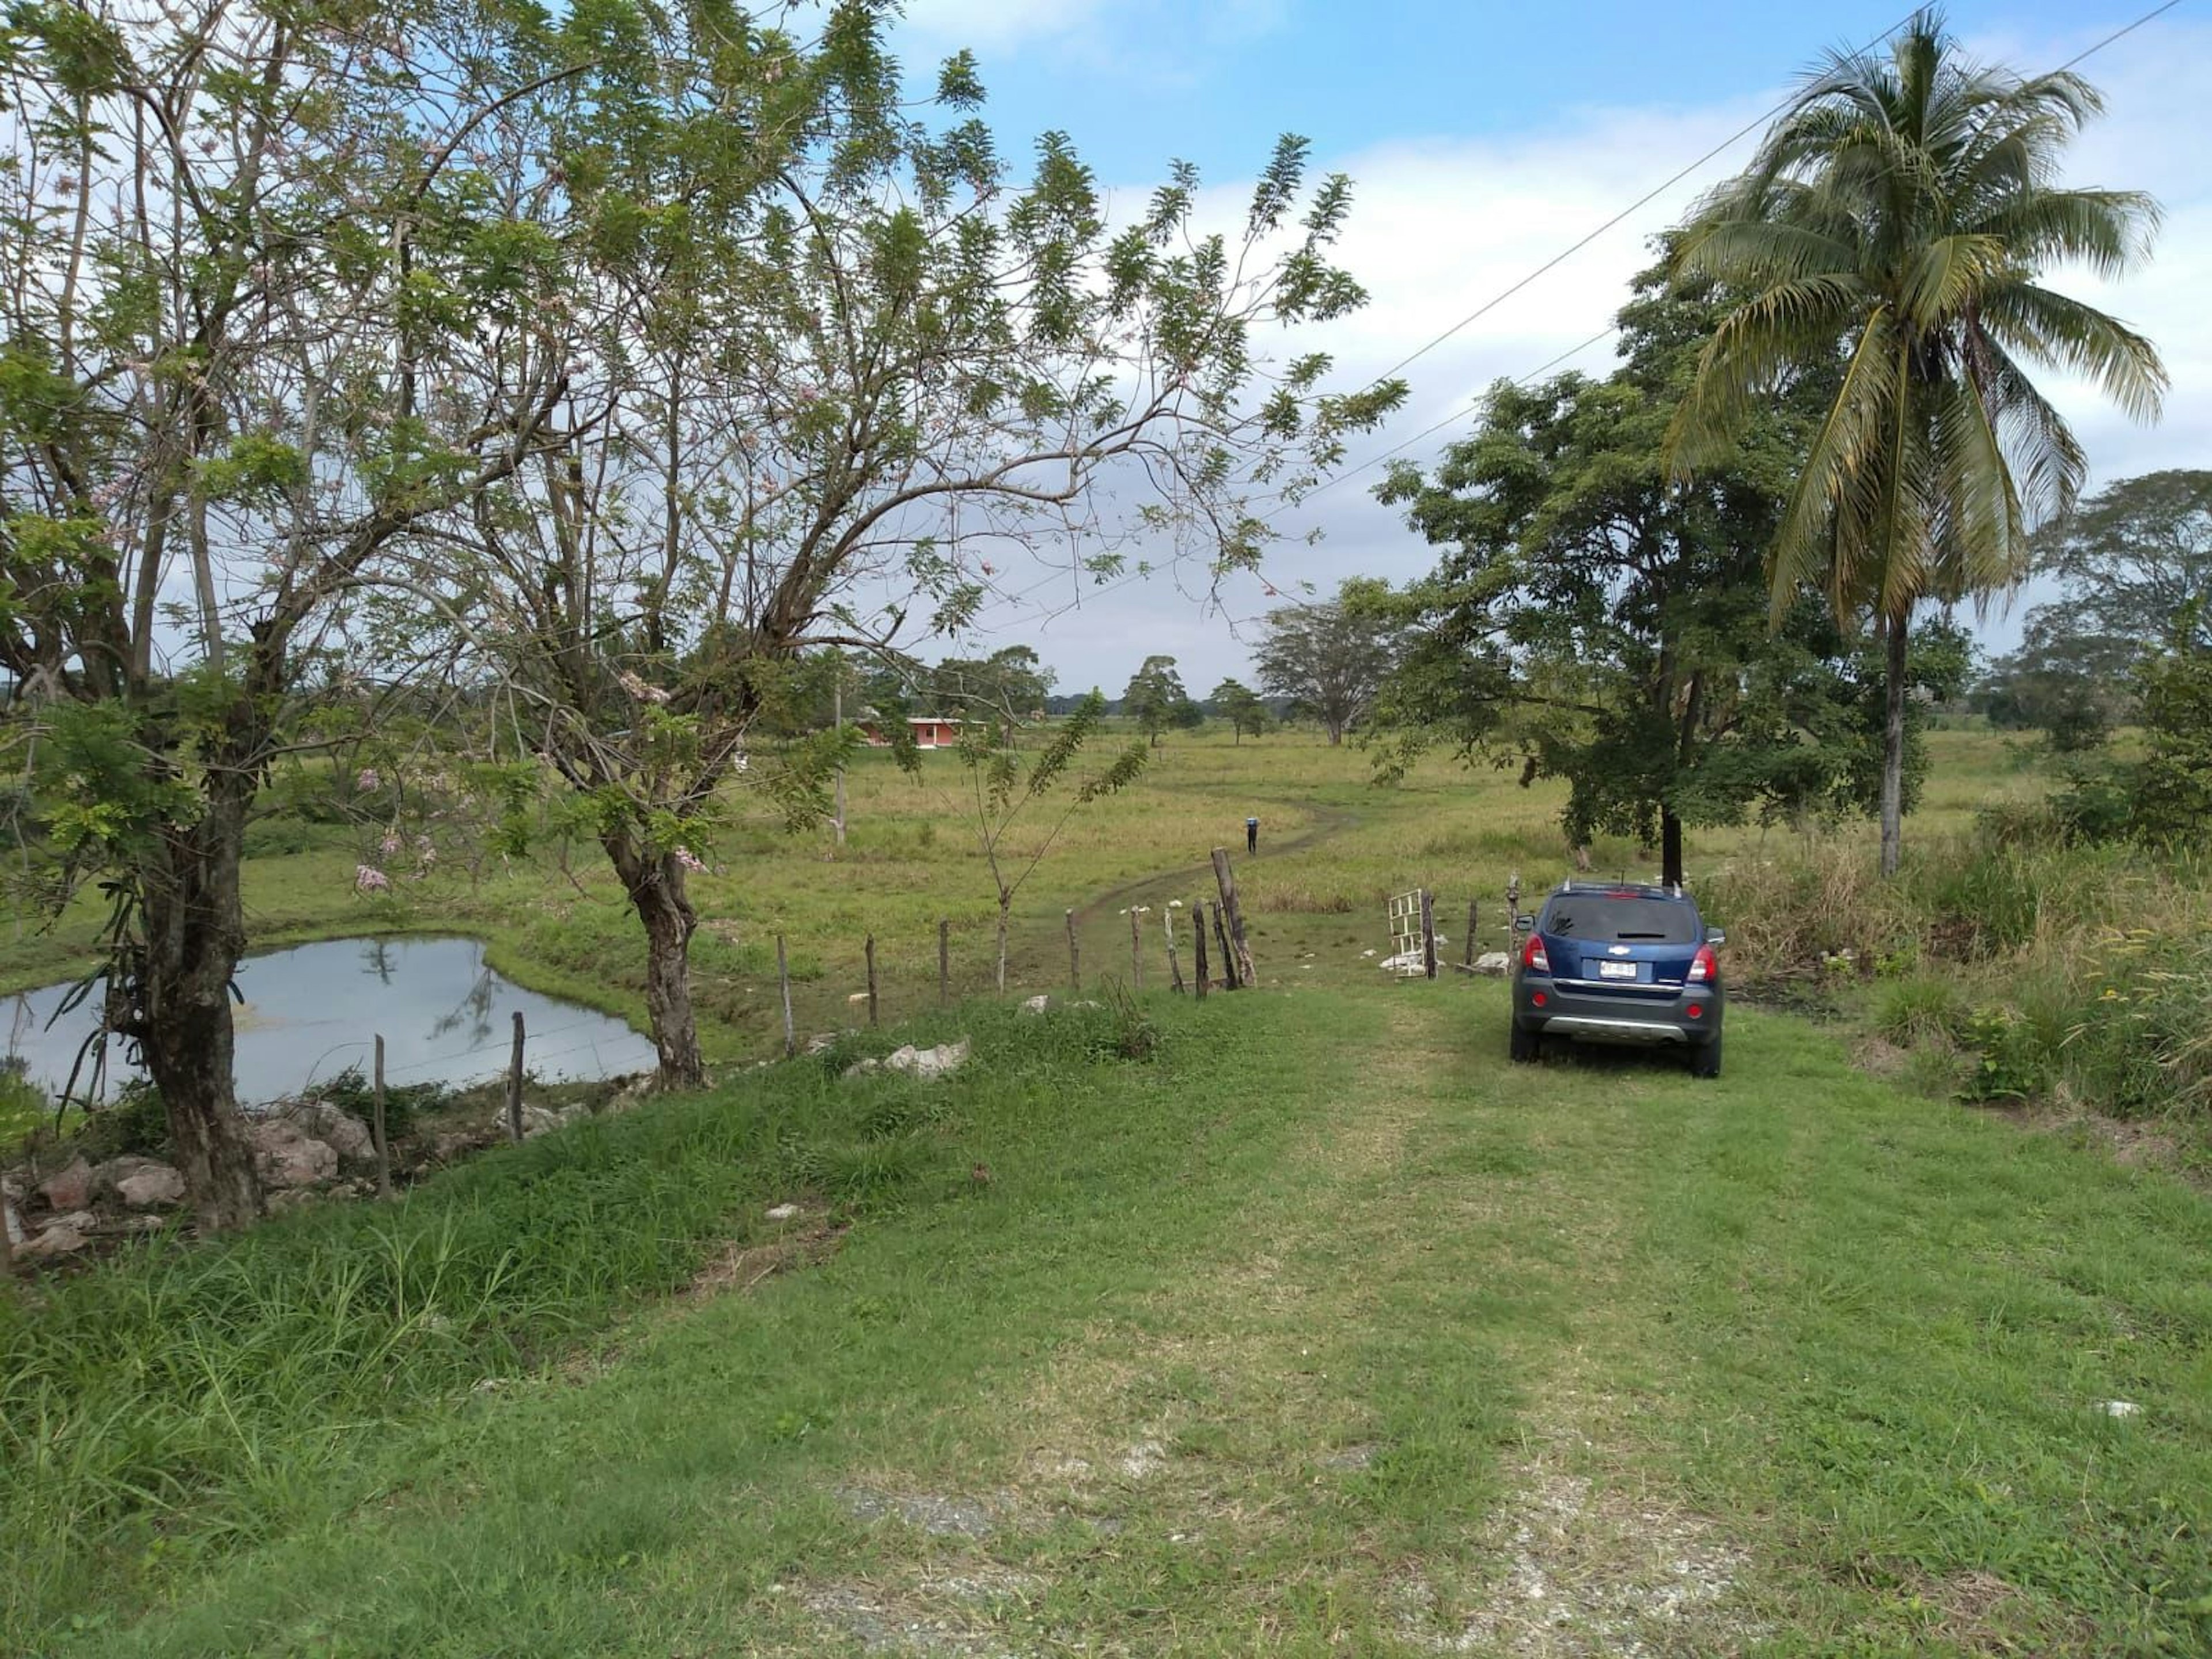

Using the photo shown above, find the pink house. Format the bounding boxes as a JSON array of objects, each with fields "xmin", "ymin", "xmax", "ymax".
[{"xmin": 859, "ymin": 715, "xmax": 962, "ymax": 749}]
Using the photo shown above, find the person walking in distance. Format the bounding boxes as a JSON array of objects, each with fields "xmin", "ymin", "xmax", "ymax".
[{"xmin": 1245, "ymin": 815, "xmax": 1259, "ymax": 855}]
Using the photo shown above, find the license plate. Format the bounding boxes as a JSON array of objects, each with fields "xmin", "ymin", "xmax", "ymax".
[{"xmin": 1596, "ymin": 960, "xmax": 1639, "ymax": 980}]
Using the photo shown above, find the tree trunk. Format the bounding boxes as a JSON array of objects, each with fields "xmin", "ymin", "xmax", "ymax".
[
  {"xmin": 995, "ymin": 895, "xmax": 1010, "ymax": 995},
  {"xmin": 1326, "ymin": 722, "xmax": 1344, "ymax": 746},
  {"xmin": 1661, "ymin": 810, "xmax": 1684, "ymax": 889},
  {"xmin": 607, "ymin": 834, "xmax": 706, "ymax": 1088},
  {"xmin": 128, "ymin": 781, "xmax": 262, "ymax": 1232},
  {"xmin": 1880, "ymin": 613, "xmax": 1910, "ymax": 879}
]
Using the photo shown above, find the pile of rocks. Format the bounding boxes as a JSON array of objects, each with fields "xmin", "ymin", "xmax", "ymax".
[{"xmin": 5, "ymin": 1085, "xmax": 620, "ymax": 1263}]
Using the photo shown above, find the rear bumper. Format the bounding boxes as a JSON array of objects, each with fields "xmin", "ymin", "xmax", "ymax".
[{"xmin": 1513, "ymin": 980, "xmax": 1721, "ymax": 1045}]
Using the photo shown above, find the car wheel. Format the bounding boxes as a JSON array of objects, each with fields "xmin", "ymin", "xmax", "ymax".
[
  {"xmin": 1689, "ymin": 1031, "xmax": 1722, "ymax": 1078},
  {"xmin": 1509, "ymin": 1021, "xmax": 1542, "ymax": 1063}
]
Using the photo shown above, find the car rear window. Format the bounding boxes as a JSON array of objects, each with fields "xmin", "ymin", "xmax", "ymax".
[{"xmin": 1541, "ymin": 895, "xmax": 1698, "ymax": 944}]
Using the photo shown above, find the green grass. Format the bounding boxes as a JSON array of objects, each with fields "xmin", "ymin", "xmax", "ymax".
[
  {"xmin": 1, "ymin": 726, "xmax": 2051, "ymax": 1073},
  {"xmin": 7, "ymin": 983, "xmax": 2209, "ymax": 1655}
]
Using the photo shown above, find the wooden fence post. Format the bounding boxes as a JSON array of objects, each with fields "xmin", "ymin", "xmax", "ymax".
[
  {"xmin": 1210, "ymin": 900, "xmax": 1240, "ymax": 991},
  {"xmin": 1464, "ymin": 899, "xmax": 1479, "ymax": 971},
  {"xmin": 1066, "ymin": 908, "xmax": 1080, "ymax": 992},
  {"xmin": 506, "ymin": 1011, "xmax": 525, "ymax": 1144},
  {"xmin": 1164, "ymin": 907, "xmax": 1184, "ymax": 993},
  {"xmin": 1507, "ymin": 868, "xmax": 1521, "ymax": 921},
  {"xmin": 373, "ymin": 1034, "xmax": 392, "ymax": 1200},
  {"xmin": 1420, "ymin": 888, "xmax": 1438, "ymax": 980},
  {"xmin": 1210, "ymin": 849, "xmax": 1256, "ymax": 986},
  {"xmin": 865, "ymin": 934, "xmax": 879, "ymax": 1027},
  {"xmin": 1129, "ymin": 907, "xmax": 1144, "ymax": 992},
  {"xmin": 778, "ymin": 934, "xmax": 796, "ymax": 1058},
  {"xmin": 1192, "ymin": 905, "xmax": 1210, "ymax": 1000},
  {"xmin": 938, "ymin": 919, "xmax": 950, "ymax": 1006}
]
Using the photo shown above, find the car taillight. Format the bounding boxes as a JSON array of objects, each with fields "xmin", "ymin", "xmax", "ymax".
[
  {"xmin": 1522, "ymin": 932, "xmax": 1550, "ymax": 975},
  {"xmin": 1687, "ymin": 944, "xmax": 1717, "ymax": 984}
]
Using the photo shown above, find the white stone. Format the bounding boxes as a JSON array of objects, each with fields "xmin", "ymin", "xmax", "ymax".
[
  {"xmin": 766, "ymin": 1203, "xmax": 801, "ymax": 1221},
  {"xmin": 2100, "ymin": 1399, "xmax": 2141, "ymax": 1419},
  {"xmin": 1021, "ymin": 995, "xmax": 1052, "ymax": 1014},
  {"xmin": 247, "ymin": 1119, "xmax": 339, "ymax": 1188},
  {"xmin": 1474, "ymin": 951, "xmax": 1512, "ymax": 976},
  {"xmin": 114, "ymin": 1162, "xmax": 186, "ymax": 1209}
]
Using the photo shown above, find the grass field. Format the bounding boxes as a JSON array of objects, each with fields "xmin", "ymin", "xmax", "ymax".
[
  {"xmin": 7, "ymin": 983, "xmax": 2209, "ymax": 1655},
  {"xmin": 0, "ymin": 724, "xmax": 2054, "ymax": 1069}
]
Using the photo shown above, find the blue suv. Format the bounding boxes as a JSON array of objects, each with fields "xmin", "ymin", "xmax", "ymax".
[{"xmin": 1509, "ymin": 882, "xmax": 1726, "ymax": 1076}]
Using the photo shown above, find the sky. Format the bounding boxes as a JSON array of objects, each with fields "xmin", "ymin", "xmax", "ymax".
[{"xmin": 885, "ymin": 0, "xmax": 2212, "ymax": 697}]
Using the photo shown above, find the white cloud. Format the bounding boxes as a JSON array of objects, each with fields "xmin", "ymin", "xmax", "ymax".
[{"xmin": 960, "ymin": 15, "xmax": 2212, "ymax": 683}]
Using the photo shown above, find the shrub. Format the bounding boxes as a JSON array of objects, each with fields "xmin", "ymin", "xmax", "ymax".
[
  {"xmin": 1873, "ymin": 976, "xmax": 1968, "ymax": 1047},
  {"xmin": 303, "ymin": 1064, "xmax": 447, "ymax": 1142}
]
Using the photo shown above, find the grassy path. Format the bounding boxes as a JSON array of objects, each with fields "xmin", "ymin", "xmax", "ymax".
[{"xmin": 33, "ymin": 985, "xmax": 2212, "ymax": 1656}]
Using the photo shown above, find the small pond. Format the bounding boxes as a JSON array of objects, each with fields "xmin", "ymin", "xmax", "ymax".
[{"xmin": 3, "ymin": 937, "xmax": 659, "ymax": 1106}]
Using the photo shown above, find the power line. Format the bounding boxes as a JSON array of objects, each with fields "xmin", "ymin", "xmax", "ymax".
[
  {"xmin": 1310, "ymin": 0, "xmax": 2184, "ymax": 502},
  {"xmin": 1349, "ymin": 6, "xmax": 1930, "ymax": 402}
]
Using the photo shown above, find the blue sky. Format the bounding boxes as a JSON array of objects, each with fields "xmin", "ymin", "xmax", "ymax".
[{"xmin": 884, "ymin": 1, "xmax": 2211, "ymax": 694}]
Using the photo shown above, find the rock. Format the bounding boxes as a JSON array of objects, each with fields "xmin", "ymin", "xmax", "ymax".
[
  {"xmin": 518, "ymin": 1103, "xmax": 586, "ymax": 1141},
  {"xmin": 247, "ymin": 1119, "xmax": 339, "ymax": 1189},
  {"xmin": 36, "ymin": 1156, "xmax": 94, "ymax": 1214},
  {"xmin": 604, "ymin": 1078, "xmax": 652, "ymax": 1115},
  {"xmin": 804, "ymin": 1033, "xmax": 843, "ymax": 1056},
  {"xmin": 2100, "ymin": 1399, "xmax": 2141, "ymax": 1419},
  {"xmin": 766, "ymin": 1202, "xmax": 801, "ymax": 1221},
  {"xmin": 847, "ymin": 1039, "xmax": 970, "ymax": 1081},
  {"xmin": 266, "ymin": 1188, "xmax": 321, "ymax": 1217},
  {"xmin": 1474, "ymin": 951, "xmax": 1512, "ymax": 976},
  {"xmin": 841, "ymin": 1058, "xmax": 881, "ymax": 1079},
  {"xmin": 113, "ymin": 1161, "xmax": 186, "ymax": 1210},
  {"xmin": 286, "ymin": 1102, "xmax": 377, "ymax": 1167},
  {"xmin": 21, "ymin": 1220, "xmax": 90, "ymax": 1259},
  {"xmin": 1020, "ymin": 995, "xmax": 1052, "ymax": 1014}
]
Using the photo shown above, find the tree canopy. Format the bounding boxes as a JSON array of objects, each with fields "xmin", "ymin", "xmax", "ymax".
[
  {"xmin": 1251, "ymin": 578, "xmax": 1399, "ymax": 744},
  {"xmin": 1373, "ymin": 272, "xmax": 1957, "ymax": 878},
  {"xmin": 1665, "ymin": 11, "xmax": 2165, "ymax": 873}
]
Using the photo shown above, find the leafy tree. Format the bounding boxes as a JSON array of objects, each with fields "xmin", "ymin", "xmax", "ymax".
[
  {"xmin": 1978, "ymin": 469, "xmax": 2212, "ymax": 746},
  {"xmin": 1252, "ymin": 578, "xmax": 1399, "ymax": 744},
  {"xmin": 1210, "ymin": 679, "xmax": 1271, "ymax": 744},
  {"xmin": 1123, "ymin": 656, "xmax": 1202, "ymax": 745},
  {"xmin": 1971, "ymin": 613, "xmax": 2131, "ymax": 749},
  {"xmin": 1374, "ymin": 273, "xmax": 1924, "ymax": 881},
  {"xmin": 389, "ymin": 7, "xmax": 1402, "ymax": 1086},
  {"xmin": 0, "ymin": 0, "xmax": 561, "ymax": 1227},
  {"xmin": 933, "ymin": 646, "xmax": 1056, "ymax": 736},
  {"xmin": 951, "ymin": 693, "xmax": 1145, "ymax": 991},
  {"xmin": 2131, "ymin": 626, "xmax": 2212, "ymax": 842},
  {"xmin": 1665, "ymin": 12, "xmax": 2166, "ymax": 875}
]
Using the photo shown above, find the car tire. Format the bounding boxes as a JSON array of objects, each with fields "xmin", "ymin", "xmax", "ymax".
[
  {"xmin": 1689, "ymin": 1031, "xmax": 1723, "ymax": 1078},
  {"xmin": 1509, "ymin": 1021, "xmax": 1542, "ymax": 1063}
]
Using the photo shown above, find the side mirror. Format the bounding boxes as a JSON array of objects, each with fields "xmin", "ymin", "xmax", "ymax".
[
  {"xmin": 1512, "ymin": 912, "xmax": 1535, "ymax": 933},
  {"xmin": 1706, "ymin": 928, "xmax": 1726, "ymax": 948}
]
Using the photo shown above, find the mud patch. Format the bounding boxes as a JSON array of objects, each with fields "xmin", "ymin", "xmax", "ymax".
[
  {"xmin": 836, "ymin": 1484, "xmax": 1018, "ymax": 1540},
  {"xmin": 684, "ymin": 1218, "xmax": 846, "ymax": 1301},
  {"xmin": 1393, "ymin": 1458, "xmax": 1758, "ymax": 1656},
  {"xmin": 794, "ymin": 1569, "xmax": 1045, "ymax": 1657}
]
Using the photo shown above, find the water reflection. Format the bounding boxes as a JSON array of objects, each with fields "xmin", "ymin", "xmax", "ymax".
[{"xmin": 3, "ymin": 937, "xmax": 656, "ymax": 1104}]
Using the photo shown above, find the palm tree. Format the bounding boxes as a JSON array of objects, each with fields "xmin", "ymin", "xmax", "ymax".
[{"xmin": 1666, "ymin": 9, "xmax": 2165, "ymax": 874}]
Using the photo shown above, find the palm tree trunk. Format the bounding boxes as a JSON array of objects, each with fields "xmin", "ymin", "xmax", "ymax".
[{"xmin": 1879, "ymin": 612, "xmax": 1910, "ymax": 878}]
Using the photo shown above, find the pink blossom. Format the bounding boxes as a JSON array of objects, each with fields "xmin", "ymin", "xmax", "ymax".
[
  {"xmin": 354, "ymin": 865, "xmax": 391, "ymax": 893},
  {"xmin": 356, "ymin": 767, "xmax": 381, "ymax": 791},
  {"xmin": 380, "ymin": 831, "xmax": 402, "ymax": 858},
  {"xmin": 673, "ymin": 847, "xmax": 707, "ymax": 873}
]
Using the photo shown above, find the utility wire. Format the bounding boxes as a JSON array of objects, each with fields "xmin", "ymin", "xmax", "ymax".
[
  {"xmin": 1347, "ymin": 6, "xmax": 1931, "ymax": 402},
  {"xmin": 1309, "ymin": 0, "xmax": 2185, "ymax": 501}
]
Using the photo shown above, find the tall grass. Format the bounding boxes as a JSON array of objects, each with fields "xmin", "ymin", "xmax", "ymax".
[
  {"xmin": 0, "ymin": 1000, "xmax": 1157, "ymax": 1637},
  {"xmin": 1707, "ymin": 831, "xmax": 2212, "ymax": 1118}
]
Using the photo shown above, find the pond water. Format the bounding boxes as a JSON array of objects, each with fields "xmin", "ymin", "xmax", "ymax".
[{"xmin": 2, "ymin": 937, "xmax": 659, "ymax": 1106}]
